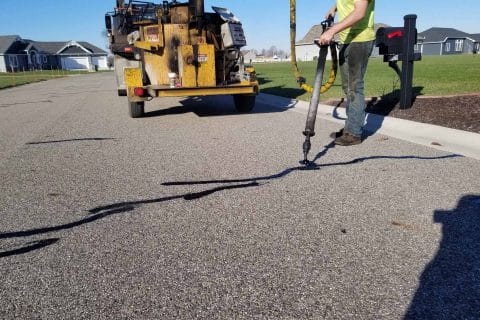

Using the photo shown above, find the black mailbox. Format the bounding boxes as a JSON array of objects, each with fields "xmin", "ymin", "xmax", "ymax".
[
  {"xmin": 376, "ymin": 27, "xmax": 405, "ymax": 55},
  {"xmin": 375, "ymin": 15, "xmax": 422, "ymax": 109}
]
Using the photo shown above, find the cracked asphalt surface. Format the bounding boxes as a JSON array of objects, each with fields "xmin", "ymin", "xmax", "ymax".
[{"xmin": 1, "ymin": 73, "xmax": 479, "ymax": 319}]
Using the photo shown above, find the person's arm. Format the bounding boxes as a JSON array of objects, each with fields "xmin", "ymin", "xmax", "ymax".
[{"xmin": 319, "ymin": 0, "xmax": 369, "ymax": 45}]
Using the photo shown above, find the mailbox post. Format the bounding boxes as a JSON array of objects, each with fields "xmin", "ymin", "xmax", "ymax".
[{"xmin": 376, "ymin": 15, "xmax": 422, "ymax": 109}]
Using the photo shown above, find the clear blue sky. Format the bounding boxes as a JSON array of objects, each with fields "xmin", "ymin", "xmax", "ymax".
[{"xmin": 0, "ymin": 0, "xmax": 479, "ymax": 52}]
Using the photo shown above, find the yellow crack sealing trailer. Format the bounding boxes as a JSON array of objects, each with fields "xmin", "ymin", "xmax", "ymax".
[{"xmin": 106, "ymin": 0, "xmax": 259, "ymax": 118}]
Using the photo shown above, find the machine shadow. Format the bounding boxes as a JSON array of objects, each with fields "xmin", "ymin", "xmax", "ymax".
[
  {"xmin": 404, "ymin": 195, "xmax": 480, "ymax": 319},
  {"xmin": 143, "ymin": 93, "xmax": 292, "ymax": 118},
  {"xmin": 259, "ymin": 86, "xmax": 306, "ymax": 100},
  {"xmin": 256, "ymin": 75, "xmax": 307, "ymax": 100}
]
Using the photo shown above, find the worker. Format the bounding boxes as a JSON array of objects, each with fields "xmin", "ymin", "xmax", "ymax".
[{"xmin": 319, "ymin": 0, "xmax": 375, "ymax": 146}]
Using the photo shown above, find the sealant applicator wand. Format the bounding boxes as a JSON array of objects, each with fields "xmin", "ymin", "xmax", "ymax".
[
  {"xmin": 302, "ymin": 135, "xmax": 312, "ymax": 165},
  {"xmin": 300, "ymin": 17, "xmax": 335, "ymax": 165}
]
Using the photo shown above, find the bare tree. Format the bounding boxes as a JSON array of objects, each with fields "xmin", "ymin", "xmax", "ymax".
[{"xmin": 266, "ymin": 45, "xmax": 277, "ymax": 57}]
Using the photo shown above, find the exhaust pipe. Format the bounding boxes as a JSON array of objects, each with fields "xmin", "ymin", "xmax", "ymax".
[
  {"xmin": 189, "ymin": 0, "xmax": 204, "ymax": 33},
  {"xmin": 189, "ymin": 0, "xmax": 204, "ymax": 18}
]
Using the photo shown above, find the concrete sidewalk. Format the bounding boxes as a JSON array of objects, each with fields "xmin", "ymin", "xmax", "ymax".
[{"xmin": 257, "ymin": 93, "xmax": 480, "ymax": 160}]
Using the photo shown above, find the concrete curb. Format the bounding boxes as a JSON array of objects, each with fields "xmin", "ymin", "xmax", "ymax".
[{"xmin": 257, "ymin": 93, "xmax": 480, "ymax": 160}]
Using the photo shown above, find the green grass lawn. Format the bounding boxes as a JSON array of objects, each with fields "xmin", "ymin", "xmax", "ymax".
[
  {"xmin": 3, "ymin": 56, "xmax": 478, "ymax": 98},
  {"xmin": 0, "ymin": 70, "xmax": 109, "ymax": 90},
  {"xmin": 254, "ymin": 55, "xmax": 480, "ymax": 101}
]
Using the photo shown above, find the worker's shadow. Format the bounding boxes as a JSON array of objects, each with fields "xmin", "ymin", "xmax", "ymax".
[{"xmin": 404, "ymin": 195, "xmax": 480, "ymax": 319}]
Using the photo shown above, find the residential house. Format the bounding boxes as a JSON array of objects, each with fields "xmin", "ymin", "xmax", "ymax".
[
  {"xmin": 0, "ymin": 35, "xmax": 28, "ymax": 72},
  {"xmin": 417, "ymin": 28, "xmax": 479, "ymax": 55},
  {"xmin": 470, "ymin": 34, "xmax": 480, "ymax": 53},
  {"xmin": 0, "ymin": 35, "xmax": 108, "ymax": 72},
  {"xmin": 295, "ymin": 24, "xmax": 334, "ymax": 62}
]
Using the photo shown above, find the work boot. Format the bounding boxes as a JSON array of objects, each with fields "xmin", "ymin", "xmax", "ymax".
[
  {"xmin": 329, "ymin": 128, "xmax": 344, "ymax": 139},
  {"xmin": 334, "ymin": 131, "xmax": 362, "ymax": 146}
]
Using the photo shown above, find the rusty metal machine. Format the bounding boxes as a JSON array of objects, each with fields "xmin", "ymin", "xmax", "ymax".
[{"xmin": 105, "ymin": 0, "xmax": 258, "ymax": 118}]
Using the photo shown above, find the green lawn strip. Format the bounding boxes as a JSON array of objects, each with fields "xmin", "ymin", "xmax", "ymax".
[
  {"xmin": 254, "ymin": 55, "xmax": 480, "ymax": 101},
  {"xmin": 0, "ymin": 70, "xmax": 110, "ymax": 89}
]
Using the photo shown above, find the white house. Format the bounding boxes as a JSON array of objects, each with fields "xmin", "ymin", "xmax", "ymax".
[
  {"xmin": 295, "ymin": 24, "xmax": 334, "ymax": 62},
  {"xmin": 295, "ymin": 23, "xmax": 390, "ymax": 61}
]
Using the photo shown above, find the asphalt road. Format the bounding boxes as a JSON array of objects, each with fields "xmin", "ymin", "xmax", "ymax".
[{"xmin": 1, "ymin": 73, "xmax": 479, "ymax": 319}]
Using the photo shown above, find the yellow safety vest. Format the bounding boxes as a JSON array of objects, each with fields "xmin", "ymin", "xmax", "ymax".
[{"xmin": 337, "ymin": 0, "xmax": 375, "ymax": 43}]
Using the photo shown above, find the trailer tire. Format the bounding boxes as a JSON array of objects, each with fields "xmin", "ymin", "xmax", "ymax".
[
  {"xmin": 233, "ymin": 94, "xmax": 256, "ymax": 113},
  {"xmin": 129, "ymin": 101, "xmax": 145, "ymax": 118}
]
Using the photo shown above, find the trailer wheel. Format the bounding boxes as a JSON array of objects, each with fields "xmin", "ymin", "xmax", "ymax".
[
  {"xmin": 129, "ymin": 101, "xmax": 145, "ymax": 118},
  {"xmin": 233, "ymin": 94, "xmax": 256, "ymax": 113}
]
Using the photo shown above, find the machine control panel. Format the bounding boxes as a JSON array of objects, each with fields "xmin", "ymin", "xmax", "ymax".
[
  {"xmin": 213, "ymin": 6, "xmax": 247, "ymax": 48},
  {"xmin": 221, "ymin": 23, "xmax": 247, "ymax": 48}
]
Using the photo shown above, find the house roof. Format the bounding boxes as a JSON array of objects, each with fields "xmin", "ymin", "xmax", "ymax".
[
  {"xmin": 77, "ymin": 42, "xmax": 107, "ymax": 54},
  {"xmin": 1, "ymin": 37, "xmax": 107, "ymax": 55},
  {"xmin": 25, "ymin": 40, "xmax": 107, "ymax": 55},
  {"xmin": 296, "ymin": 23, "xmax": 389, "ymax": 45},
  {"xmin": 27, "ymin": 41, "xmax": 65, "ymax": 54},
  {"xmin": 470, "ymin": 33, "xmax": 480, "ymax": 41},
  {"xmin": 55, "ymin": 41, "xmax": 107, "ymax": 55},
  {"xmin": 419, "ymin": 27, "xmax": 473, "ymax": 42},
  {"xmin": 0, "ymin": 35, "xmax": 21, "ymax": 53},
  {"xmin": 6, "ymin": 39, "xmax": 29, "ymax": 54}
]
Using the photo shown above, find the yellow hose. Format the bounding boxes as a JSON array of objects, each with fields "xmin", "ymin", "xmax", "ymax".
[{"xmin": 290, "ymin": 0, "xmax": 338, "ymax": 93}]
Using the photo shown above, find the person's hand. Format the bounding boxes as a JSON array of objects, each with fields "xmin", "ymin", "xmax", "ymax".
[{"xmin": 319, "ymin": 30, "xmax": 334, "ymax": 45}]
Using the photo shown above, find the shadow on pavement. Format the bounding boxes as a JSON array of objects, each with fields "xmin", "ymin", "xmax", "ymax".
[
  {"xmin": 404, "ymin": 194, "xmax": 480, "ymax": 319},
  {"xmin": 366, "ymin": 86, "xmax": 424, "ymax": 117},
  {"xmin": 331, "ymin": 86, "xmax": 425, "ymax": 141},
  {"xmin": 144, "ymin": 94, "xmax": 293, "ymax": 118},
  {"xmin": 363, "ymin": 86, "xmax": 424, "ymax": 139}
]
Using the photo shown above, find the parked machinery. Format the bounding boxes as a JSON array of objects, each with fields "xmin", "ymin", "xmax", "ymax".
[{"xmin": 105, "ymin": 0, "xmax": 258, "ymax": 117}]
